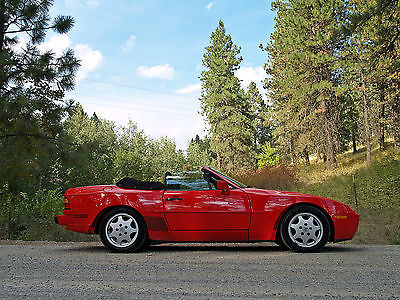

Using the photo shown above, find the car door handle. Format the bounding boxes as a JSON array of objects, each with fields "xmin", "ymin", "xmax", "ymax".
[{"xmin": 166, "ymin": 197, "xmax": 183, "ymax": 201}]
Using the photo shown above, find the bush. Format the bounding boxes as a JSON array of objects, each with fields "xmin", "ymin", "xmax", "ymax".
[
  {"xmin": 233, "ymin": 165, "xmax": 299, "ymax": 191},
  {"xmin": 0, "ymin": 189, "xmax": 97, "ymax": 241},
  {"xmin": 257, "ymin": 143, "xmax": 280, "ymax": 168}
]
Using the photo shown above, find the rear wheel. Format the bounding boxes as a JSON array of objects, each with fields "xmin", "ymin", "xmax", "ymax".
[
  {"xmin": 99, "ymin": 207, "xmax": 147, "ymax": 253},
  {"xmin": 279, "ymin": 205, "xmax": 330, "ymax": 252}
]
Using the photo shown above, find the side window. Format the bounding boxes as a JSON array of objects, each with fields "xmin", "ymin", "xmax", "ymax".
[{"xmin": 166, "ymin": 172, "xmax": 213, "ymax": 191}]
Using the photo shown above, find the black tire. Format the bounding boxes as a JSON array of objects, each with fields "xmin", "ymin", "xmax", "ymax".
[
  {"xmin": 279, "ymin": 205, "xmax": 330, "ymax": 252},
  {"xmin": 99, "ymin": 207, "xmax": 147, "ymax": 253},
  {"xmin": 274, "ymin": 232, "xmax": 289, "ymax": 250}
]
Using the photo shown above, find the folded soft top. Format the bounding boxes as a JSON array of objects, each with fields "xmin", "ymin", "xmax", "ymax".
[{"xmin": 116, "ymin": 177, "xmax": 165, "ymax": 190}]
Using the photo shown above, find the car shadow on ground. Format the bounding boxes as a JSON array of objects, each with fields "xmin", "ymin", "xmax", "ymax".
[
  {"xmin": 61, "ymin": 242, "xmax": 362, "ymax": 254},
  {"xmin": 144, "ymin": 244, "xmax": 362, "ymax": 253}
]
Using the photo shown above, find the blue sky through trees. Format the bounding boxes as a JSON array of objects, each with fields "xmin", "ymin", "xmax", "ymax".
[{"xmin": 47, "ymin": 0, "xmax": 275, "ymax": 148}]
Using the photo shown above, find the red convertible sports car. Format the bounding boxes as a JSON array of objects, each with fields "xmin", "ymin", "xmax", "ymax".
[{"xmin": 55, "ymin": 166, "xmax": 359, "ymax": 252}]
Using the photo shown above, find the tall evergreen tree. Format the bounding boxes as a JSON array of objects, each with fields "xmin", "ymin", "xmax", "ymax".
[
  {"xmin": 0, "ymin": 0, "xmax": 79, "ymax": 193},
  {"xmin": 346, "ymin": 0, "xmax": 400, "ymax": 150},
  {"xmin": 372, "ymin": 1, "xmax": 400, "ymax": 150},
  {"xmin": 264, "ymin": 0, "xmax": 348, "ymax": 168},
  {"xmin": 342, "ymin": 0, "xmax": 394, "ymax": 163},
  {"xmin": 200, "ymin": 20, "xmax": 256, "ymax": 171},
  {"xmin": 246, "ymin": 81, "xmax": 272, "ymax": 149}
]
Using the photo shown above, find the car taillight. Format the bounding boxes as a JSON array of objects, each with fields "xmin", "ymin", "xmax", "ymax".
[{"xmin": 64, "ymin": 197, "xmax": 71, "ymax": 210}]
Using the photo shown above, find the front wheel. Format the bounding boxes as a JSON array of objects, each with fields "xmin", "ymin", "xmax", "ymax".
[
  {"xmin": 279, "ymin": 205, "xmax": 330, "ymax": 252},
  {"xmin": 99, "ymin": 207, "xmax": 147, "ymax": 253}
]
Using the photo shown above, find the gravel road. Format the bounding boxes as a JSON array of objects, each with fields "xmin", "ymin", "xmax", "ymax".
[{"xmin": 0, "ymin": 241, "xmax": 399, "ymax": 299}]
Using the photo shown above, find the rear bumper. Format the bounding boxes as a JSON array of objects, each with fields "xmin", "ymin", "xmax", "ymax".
[
  {"xmin": 55, "ymin": 213, "xmax": 92, "ymax": 234},
  {"xmin": 55, "ymin": 214, "xmax": 73, "ymax": 226}
]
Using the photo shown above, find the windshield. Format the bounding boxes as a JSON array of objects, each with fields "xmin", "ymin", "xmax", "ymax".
[{"xmin": 208, "ymin": 167, "xmax": 247, "ymax": 189}]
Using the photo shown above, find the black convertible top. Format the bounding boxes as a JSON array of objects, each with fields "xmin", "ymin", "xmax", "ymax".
[{"xmin": 116, "ymin": 177, "xmax": 165, "ymax": 190}]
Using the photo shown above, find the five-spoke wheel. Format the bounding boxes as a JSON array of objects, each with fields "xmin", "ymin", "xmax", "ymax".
[
  {"xmin": 99, "ymin": 208, "xmax": 147, "ymax": 252},
  {"xmin": 279, "ymin": 205, "xmax": 330, "ymax": 252}
]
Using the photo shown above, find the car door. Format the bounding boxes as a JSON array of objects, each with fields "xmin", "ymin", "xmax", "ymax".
[{"xmin": 163, "ymin": 172, "xmax": 251, "ymax": 231}]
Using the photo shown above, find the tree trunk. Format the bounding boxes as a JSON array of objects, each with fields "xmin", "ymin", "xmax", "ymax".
[
  {"xmin": 361, "ymin": 73, "xmax": 371, "ymax": 164},
  {"xmin": 0, "ymin": 0, "xmax": 4, "ymax": 52},
  {"xmin": 288, "ymin": 135, "xmax": 296, "ymax": 165},
  {"xmin": 304, "ymin": 149, "xmax": 310, "ymax": 166},
  {"xmin": 379, "ymin": 103, "xmax": 385, "ymax": 151},
  {"xmin": 392, "ymin": 95, "xmax": 400, "ymax": 150},
  {"xmin": 38, "ymin": 171, "xmax": 43, "ymax": 192},
  {"xmin": 317, "ymin": 149, "xmax": 322, "ymax": 161},
  {"xmin": 352, "ymin": 129, "xmax": 357, "ymax": 154},
  {"xmin": 0, "ymin": 0, "xmax": 5, "ymax": 91},
  {"xmin": 322, "ymin": 100, "xmax": 337, "ymax": 169},
  {"xmin": 379, "ymin": 84, "xmax": 385, "ymax": 151}
]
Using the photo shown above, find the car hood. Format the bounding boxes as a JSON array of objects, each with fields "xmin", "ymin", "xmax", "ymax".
[
  {"xmin": 243, "ymin": 187, "xmax": 356, "ymax": 214},
  {"xmin": 243, "ymin": 187, "xmax": 324, "ymax": 199}
]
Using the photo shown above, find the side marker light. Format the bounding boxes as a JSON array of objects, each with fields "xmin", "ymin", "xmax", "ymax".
[{"xmin": 333, "ymin": 215, "xmax": 348, "ymax": 220}]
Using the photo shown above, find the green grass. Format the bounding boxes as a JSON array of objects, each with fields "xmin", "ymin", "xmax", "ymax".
[
  {"xmin": 295, "ymin": 145, "xmax": 400, "ymax": 209},
  {"xmin": 294, "ymin": 144, "xmax": 400, "ymax": 244}
]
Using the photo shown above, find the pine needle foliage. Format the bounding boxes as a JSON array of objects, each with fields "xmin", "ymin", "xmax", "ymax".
[
  {"xmin": 200, "ymin": 20, "xmax": 256, "ymax": 171},
  {"xmin": 0, "ymin": 0, "xmax": 79, "ymax": 193}
]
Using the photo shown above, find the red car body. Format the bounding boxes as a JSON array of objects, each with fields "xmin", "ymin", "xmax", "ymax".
[{"xmin": 56, "ymin": 167, "xmax": 359, "ymax": 249}]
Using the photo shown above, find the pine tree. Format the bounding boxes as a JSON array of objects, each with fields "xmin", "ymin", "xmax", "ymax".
[
  {"xmin": 372, "ymin": 1, "xmax": 400, "ymax": 150},
  {"xmin": 246, "ymin": 81, "xmax": 272, "ymax": 149},
  {"xmin": 0, "ymin": 0, "xmax": 79, "ymax": 193},
  {"xmin": 346, "ymin": 0, "xmax": 400, "ymax": 150},
  {"xmin": 200, "ymin": 20, "xmax": 256, "ymax": 171},
  {"xmin": 264, "ymin": 0, "xmax": 348, "ymax": 168}
]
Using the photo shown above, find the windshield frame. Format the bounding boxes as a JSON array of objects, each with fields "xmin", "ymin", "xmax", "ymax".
[{"xmin": 205, "ymin": 167, "xmax": 247, "ymax": 189}]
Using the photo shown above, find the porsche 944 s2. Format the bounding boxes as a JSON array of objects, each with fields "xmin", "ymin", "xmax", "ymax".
[{"xmin": 55, "ymin": 166, "xmax": 359, "ymax": 252}]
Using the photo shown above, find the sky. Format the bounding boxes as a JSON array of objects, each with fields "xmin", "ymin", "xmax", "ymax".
[{"xmin": 45, "ymin": 0, "xmax": 276, "ymax": 149}]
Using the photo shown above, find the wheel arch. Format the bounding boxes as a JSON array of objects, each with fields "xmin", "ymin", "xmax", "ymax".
[
  {"xmin": 274, "ymin": 202, "xmax": 335, "ymax": 242},
  {"xmin": 93, "ymin": 205, "xmax": 147, "ymax": 234}
]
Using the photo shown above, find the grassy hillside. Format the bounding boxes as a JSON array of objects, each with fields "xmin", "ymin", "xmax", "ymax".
[
  {"xmin": 294, "ymin": 144, "xmax": 400, "ymax": 244},
  {"xmin": 1, "ymin": 143, "xmax": 398, "ymax": 245}
]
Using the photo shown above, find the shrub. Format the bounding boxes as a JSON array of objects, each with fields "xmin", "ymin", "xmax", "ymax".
[
  {"xmin": 234, "ymin": 165, "xmax": 299, "ymax": 191},
  {"xmin": 0, "ymin": 189, "xmax": 97, "ymax": 241},
  {"xmin": 257, "ymin": 143, "xmax": 280, "ymax": 168}
]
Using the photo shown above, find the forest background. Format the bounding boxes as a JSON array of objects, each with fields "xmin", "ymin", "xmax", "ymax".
[{"xmin": 0, "ymin": 0, "xmax": 399, "ymax": 243}]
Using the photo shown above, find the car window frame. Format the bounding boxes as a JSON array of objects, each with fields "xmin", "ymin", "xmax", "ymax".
[{"xmin": 165, "ymin": 170, "xmax": 216, "ymax": 191}]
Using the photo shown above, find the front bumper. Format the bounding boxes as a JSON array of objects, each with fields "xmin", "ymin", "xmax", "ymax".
[{"xmin": 333, "ymin": 212, "xmax": 360, "ymax": 240}]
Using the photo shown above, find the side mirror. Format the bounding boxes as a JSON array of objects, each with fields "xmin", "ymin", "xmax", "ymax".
[{"xmin": 216, "ymin": 181, "xmax": 229, "ymax": 195}]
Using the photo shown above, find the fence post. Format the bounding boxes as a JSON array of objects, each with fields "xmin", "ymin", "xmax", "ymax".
[{"xmin": 352, "ymin": 174, "xmax": 359, "ymax": 212}]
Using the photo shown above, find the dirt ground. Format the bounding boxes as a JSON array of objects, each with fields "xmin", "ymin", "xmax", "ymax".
[{"xmin": 1, "ymin": 240, "xmax": 399, "ymax": 299}]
